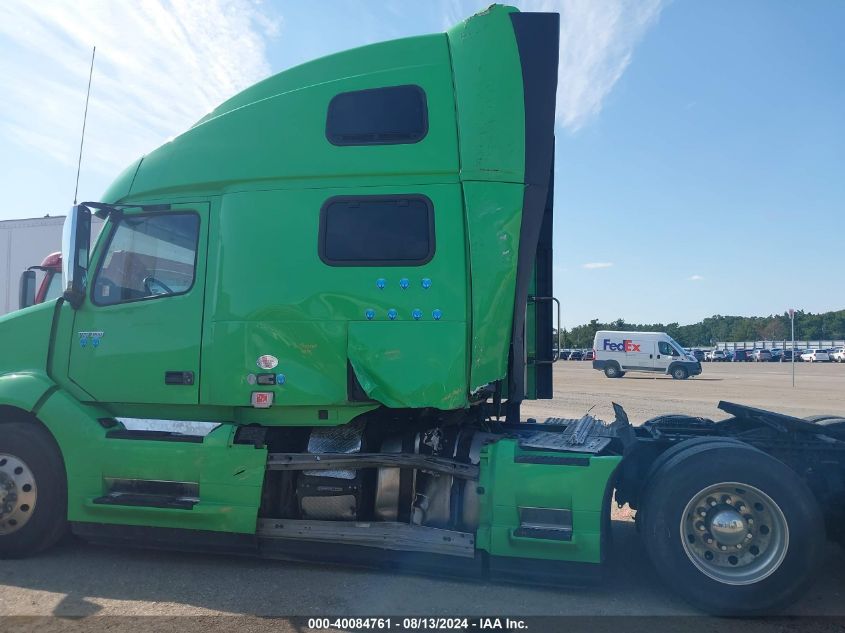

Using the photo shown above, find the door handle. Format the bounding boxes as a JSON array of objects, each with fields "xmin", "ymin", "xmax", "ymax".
[{"xmin": 650, "ymin": 354, "xmax": 653, "ymax": 359}]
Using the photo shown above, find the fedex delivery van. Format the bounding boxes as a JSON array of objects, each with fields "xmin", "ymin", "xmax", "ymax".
[{"xmin": 592, "ymin": 331, "xmax": 702, "ymax": 379}]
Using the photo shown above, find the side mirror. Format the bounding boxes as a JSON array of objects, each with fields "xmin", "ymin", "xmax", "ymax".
[
  {"xmin": 62, "ymin": 204, "xmax": 92, "ymax": 309},
  {"xmin": 18, "ymin": 269, "xmax": 36, "ymax": 309}
]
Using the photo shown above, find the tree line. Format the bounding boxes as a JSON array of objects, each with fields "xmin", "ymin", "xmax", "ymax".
[{"xmin": 556, "ymin": 309, "xmax": 845, "ymax": 349}]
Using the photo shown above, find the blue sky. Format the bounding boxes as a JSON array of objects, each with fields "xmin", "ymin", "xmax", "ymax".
[{"xmin": 0, "ymin": 0, "xmax": 842, "ymax": 327}]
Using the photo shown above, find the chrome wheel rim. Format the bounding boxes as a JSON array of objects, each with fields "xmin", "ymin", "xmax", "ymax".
[
  {"xmin": 680, "ymin": 482, "xmax": 788, "ymax": 585},
  {"xmin": 0, "ymin": 454, "xmax": 37, "ymax": 535}
]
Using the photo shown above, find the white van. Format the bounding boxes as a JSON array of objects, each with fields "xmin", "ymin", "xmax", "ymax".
[{"xmin": 592, "ymin": 331, "xmax": 702, "ymax": 379}]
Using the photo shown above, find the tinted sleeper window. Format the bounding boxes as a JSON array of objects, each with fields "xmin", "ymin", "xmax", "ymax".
[
  {"xmin": 320, "ymin": 196, "xmax": 434, "ymax": 266},
  {"xmin": 326, "ymin": 85, "xmax": 428, "ymax": 146}
]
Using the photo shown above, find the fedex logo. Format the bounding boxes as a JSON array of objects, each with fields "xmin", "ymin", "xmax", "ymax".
[{"xmin": 603, "ymin": 339, "xmax": 641, "ymax": 352}]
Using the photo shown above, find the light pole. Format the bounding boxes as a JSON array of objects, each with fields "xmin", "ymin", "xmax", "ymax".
[{"xmin": 789, "ymin": 308, "xmax": 795, "ymax": 387}]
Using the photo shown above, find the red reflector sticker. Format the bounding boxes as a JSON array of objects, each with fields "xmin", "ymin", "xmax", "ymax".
[{"xmin": 251, "ymin": 392, "xmax": 274, "ymax": 408}]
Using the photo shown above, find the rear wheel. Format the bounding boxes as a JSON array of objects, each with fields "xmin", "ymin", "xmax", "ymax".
[
  {"xmin": 604, "ymin": 364, "xmax": 623, "ymax": 378},
  {"xmin": 671, "ymin": 366, "xmax": 689, "ymax": 380},
  {"xmin": 804, "ymin": 415, "xmax": 845, "ymax": 440},
  {"xmin": 640, "ymin": 443, "xmax": 824, "ymax": 615},
  {"xmin": 0, "ymin": 423, "xmax": 67, "ymax": 558}
]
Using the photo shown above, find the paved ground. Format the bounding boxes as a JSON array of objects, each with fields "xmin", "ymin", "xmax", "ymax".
[
  {"xmin": 522, "ymin": 359, "xmax": 845, "ymax": 424},
  {"xmin": 2, "ymin": 361, "xmax": 845, "ymax": 624}
]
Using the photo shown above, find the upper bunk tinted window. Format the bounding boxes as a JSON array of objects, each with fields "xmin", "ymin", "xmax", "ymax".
[
  {"xmin": 326, "ymin": 85, "xmax": 428, "ymax": 146},
  {"xmin": 319, "ymin": 196, "xmax": 434, "ymax": 266}
]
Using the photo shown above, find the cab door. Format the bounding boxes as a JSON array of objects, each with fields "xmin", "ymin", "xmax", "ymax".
[
  {"xmin": 68, "ymin": 203, "xmax": 208, "ymax": 404},
  {"xmin": 655, "ymin": 340, "xmax": 676, "ymax": 372}
]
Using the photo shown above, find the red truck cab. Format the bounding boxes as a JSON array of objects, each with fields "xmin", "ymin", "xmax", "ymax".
[{"xmin": 18, "ymin": 252, "xmax": 62, "ymax": 309}]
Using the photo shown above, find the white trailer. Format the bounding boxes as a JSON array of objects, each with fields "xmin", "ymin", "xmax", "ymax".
[{"xmin": 0, "ymin": 216, "xmax": 65, "ymax": 316}]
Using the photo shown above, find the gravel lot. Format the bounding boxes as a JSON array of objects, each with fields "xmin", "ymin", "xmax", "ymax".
[
  {"xmin": 2, "ymin": 361, "xmax": 845, "ymax": 624},
  {"xmin": 522, "ymin": 359, "xmax": 845, "ymax": 424}
]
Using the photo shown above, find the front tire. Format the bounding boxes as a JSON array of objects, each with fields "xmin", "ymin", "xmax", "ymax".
[
  {"xmin": 0, "ymin": 422, "xmax": 67, "ymax": 558},
  {"xmin": 671, "ymin": 366, "xmax": 689, "ymax": 380},
  {"xmin": 640, "ymin": 443, "xmax": 824, "ymax": 615}
]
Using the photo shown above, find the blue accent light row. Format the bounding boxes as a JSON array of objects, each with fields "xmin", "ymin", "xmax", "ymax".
[
  {"xmin": 374, "ymin": 278, "xmax": 433, "ymax": 290},
  {"xmin": 365, "ymin": 308, "xmax": 443, "ymax": 321}
]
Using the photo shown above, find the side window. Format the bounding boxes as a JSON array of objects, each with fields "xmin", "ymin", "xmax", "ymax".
[
  {"xmin": 326, "ymin": 85, "xmax": 428, "ymax": 146},
  {"xmin": 319, "ymin": 195, "xmax": 434, "ymax": 266},
  {"xmin": 42, "ymin": 273, "xmax": 63, "ymax": 302},
  {"xmin": 658, "ymin": 341, "xmax": 674, "ymax": 356},
  {"xmin": 93, "ymin": 213, "xmax": 199, "ymax": 306}
]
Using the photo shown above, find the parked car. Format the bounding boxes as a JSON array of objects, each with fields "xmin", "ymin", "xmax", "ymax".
[
  {"xmin": 831, "ymin": 347, "xmax": 845, "ymax": 363},
  {"xmin": 752, "ymin": 349, "xmax": 772, "ymax": 362},
  {"xmin": 690, "ymin": 349, "xmax": 705, "ymax": 362},
  {"xmin": 769, "ymin": 348, "xmax": 783, "ymax": 362},
  {"xmin": 801, "ymin": 349, "xmax": 830, "ymax": 362},
  {"xmin": 568, "ymin": 350, "xmax": 583, "ymax": 361},
  {"xmin": 707, "ymin": 349, "xmax": 727, "ymax": 362},
  {"xmin": 582, "ymin": 350, "xmax": 595, "ymax": 361},
  {"xmin": 730, "ymin": 350, "xmax": 751, "ymax": 362}
]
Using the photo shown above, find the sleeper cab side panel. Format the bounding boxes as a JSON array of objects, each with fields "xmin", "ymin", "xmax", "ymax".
[
  {"xmin": 200, "ymin": 185, "xmax": 468, "ymax": 410},
  {"xmin": 36, "ymin": 389, "xmax": 265, "ymax": 533},
  {"xmin": 476, "ymin": 439, "xmax": 620, "ymax": 564},
  {"xmin": 447, "ymin": 5, "xmax": 525, "ymax": 183},
  {"xmin": 462, "ymin": 182, "xmax": 524, "ymax": 391},
  {"xmin": 127, "ymin": 34, "xmax": 457, "ymax": 198}
]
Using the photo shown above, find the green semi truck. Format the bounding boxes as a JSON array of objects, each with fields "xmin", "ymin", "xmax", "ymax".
[{"xmin": 1, "ymin": 5, "xmax": 842, "ymax": 615}]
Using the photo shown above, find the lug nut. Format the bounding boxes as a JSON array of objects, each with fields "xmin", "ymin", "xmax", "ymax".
[
  {"xmin": 696, "ymin": 521, "xmax": 706, "ymax": 531},
  {"xmin": 719, "ymin": 545, "xmax": 728, "ymax": 551},
  {"xmin": 736, "ymin": 543, "xmax": 742, "ymax": 549},
  {"xmin": 746, "ymin": 532, "xmax": 753, "ymax": 540}
]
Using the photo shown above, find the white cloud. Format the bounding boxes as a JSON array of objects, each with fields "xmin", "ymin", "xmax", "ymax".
[
  {"xmin": 0, "ymin": 0, "xmax": 281, "ymax": 181},
  {"xmin": 582, "ymin": 262, "xmax": 614, "ymax": 269},
  {"xmin": 688, "ymin": 274, "xmax": 704, "ymax": 281},
  {"xmin": 441, "ymin": 0, "xmax": 666, "ymax": 132}
]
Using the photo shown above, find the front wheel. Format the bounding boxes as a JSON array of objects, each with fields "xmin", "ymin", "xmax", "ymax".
[
  {"xmin": 0, "ymin": 422, "xmax": 67, "ymax": 558},
  {"xmin": 671, "ymin": 366, "xmax": 689, "ymax": 380},
  {"xmin": 640, "ymin": 443, "xmax": 824, "ymax": 615}
]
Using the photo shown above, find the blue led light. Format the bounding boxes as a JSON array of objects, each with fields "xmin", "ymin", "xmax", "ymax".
[
  {"xmin": 376, "ymin": 278, "xmax": 386, "ymax": 289},
  {"xmin": 276, "ymin": 373, "xmax": 286, "ymax": 385},
  {"xmin": 421, "ymin": 278, "xmax": 432, "ymax": 289},
  {"xmin": 412, "ymin": 308, "xmax": 423, "ymax": 320},
  {"xmin": 365, "ymin": 309, "xmax": 376, "ymax": 320},
  {"xmin": 432, "ymin": 309, "xmax": 442, "ymax": 321},
  {"xmin": 399, "ymin": 278, "xmax": 410, "ymax": 289},
  {"xmin": 388, "ymin": 308, "xmax": 398, "ymax": 321}
]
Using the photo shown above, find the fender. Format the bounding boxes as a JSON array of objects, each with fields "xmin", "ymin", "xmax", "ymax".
[{"xmin": 0, "ymin": 371, "xmax": 56, "ymax": 414}]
